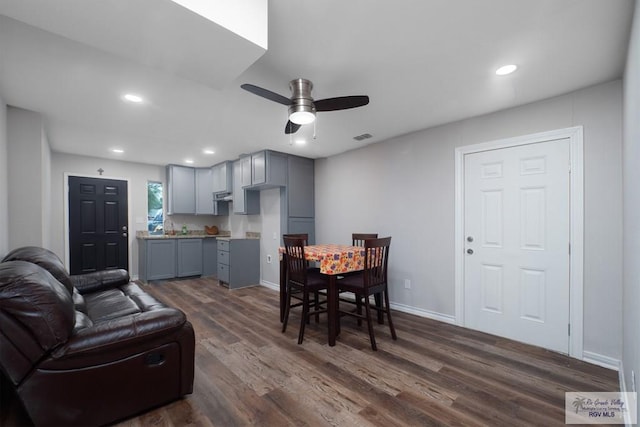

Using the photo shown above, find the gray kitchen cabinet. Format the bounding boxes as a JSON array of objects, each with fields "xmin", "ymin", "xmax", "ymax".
[
  {"xmin": 195, "ymin": 167, "xmax": 214, "ymax": 215},
  {"xmin": 196, "ymin": 167, "xmax": 229, "ymax": 216},
  {"xmin": 166, "ymin": 165, "xmax": 195, "ymax": 214},
  {"xmin": 249, "ymin": 150, "xmax": 287, "ymax": 189},
  {"xmin": 217, "ymin": 239, "xmax": 260, "ymax": 289},
  {"xmin": 232, "ymin": 158, "xmax": 259, "ymax": 215},
  {"xmin": 278, "ymin": 154, "xmax": 315, "ymax": 244},
  {"xmin": 212, "ymin": 161, "xmax": 233, "ymax": 193},
  {"xmin": 139, "ymin": 239, "xmax": 177, "ymax": 281},
  {"xmin": 177, "ymin": 238, "xmax": 203, "ymax": 277},
  {"xmin": 287, "ymin": 217, "xmax": 316, "ymax": 245},
  {"xmin": 202, "ymin": 238, "xmax": 218, "ymax": 276},
  {"xmin": 287, "ymin": 155, "xmax": 314, "ymax": 218},
  {"xmin": 240, "ymin": 155, "xmax": 252, "ymax": 187}
]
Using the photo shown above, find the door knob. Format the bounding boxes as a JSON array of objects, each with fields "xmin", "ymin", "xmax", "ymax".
[
  {"xmin": 466, "ymin": 249, "xmax": 474, "ymax": 254},
  {"xmin": 122, "ymin": 232, "xmax": 128, "ymax": 238},
  {"xmin": 122, "ymin": 225, "xmax": 128, "ymax": 231},
  {"xmin": 467, "ymin": 236, "xmax": 474, "ymax": 242}
]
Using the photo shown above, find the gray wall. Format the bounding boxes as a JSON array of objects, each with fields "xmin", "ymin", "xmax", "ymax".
[
  {"xmin": 7, "ymin": 107, "xmax": 51, "ymax": 250},
  {"xmin": 623, "ymin": 0, "xmax": 640, "ymax": 409},
  {"xmin": 0, "ymin": 96, "xmax": 7, "ymax": 257},
  {"xmin": 316, "ymin": 80, "xmax": 623, "ymax": 361}
]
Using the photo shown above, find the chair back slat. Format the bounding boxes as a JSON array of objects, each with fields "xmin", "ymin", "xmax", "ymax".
[
  {"xmin": 283, "ymin": 234, "xmax": 309, "ymax": 246},
  {"xmin": 352, "ymin": 233, "xmax": 378, "ymax": 247},
  {"xmin": 283, "ymin": 236, "xmax": 308, "ymax": 284},
  {"xmin": 363, "ymin": 237, "xmax": 391, "ymax": 289}
]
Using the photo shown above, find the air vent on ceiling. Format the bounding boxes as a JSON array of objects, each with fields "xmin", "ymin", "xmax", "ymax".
[{"xmin": 353, "ymin": 133, "xmax": 373, "ymax": 141}]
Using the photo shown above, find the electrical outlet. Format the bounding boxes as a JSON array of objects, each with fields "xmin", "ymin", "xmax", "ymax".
[
  {"xmin": 266, "ymin": 254, "xmax": 272, "ymax": 264},
  {"xmin": 273, "ymin": 232, "xmax": 277, "ymax": 240},
  {"xmin": 404, "ymin": 279, "xmax": 411, "ymax": 289}
]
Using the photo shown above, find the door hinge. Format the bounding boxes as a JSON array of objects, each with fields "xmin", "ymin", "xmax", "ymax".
[{"xmin": 568, "ymin": 323, "xmax": 571, "ymax": 336}]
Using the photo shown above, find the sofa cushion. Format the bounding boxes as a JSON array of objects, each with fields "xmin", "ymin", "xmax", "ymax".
[
  {"xmin": 0, "ymin": 261, "xmax": 75, "ymax": 351},
  {"xmin": 2, "ymin": 246, "xmax": 74, "ymax": 295},
  {"xmin": 84, "ymin": 289, "xmax": 141, "ymax": 323}
]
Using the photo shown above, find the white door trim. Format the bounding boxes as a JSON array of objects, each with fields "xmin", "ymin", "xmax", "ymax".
[{"xmin": 454, "ymin": 126, "xmax": 584, "ymax": 359}]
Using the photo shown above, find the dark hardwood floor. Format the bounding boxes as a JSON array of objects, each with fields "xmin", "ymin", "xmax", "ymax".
[{"xmin": 1, "ymin": 277, "xmax": 618, "ymax": 426}]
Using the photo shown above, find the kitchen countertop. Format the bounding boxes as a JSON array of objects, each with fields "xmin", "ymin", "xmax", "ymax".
[
  {"xmin": 136, "ymin": 231, "xmax": 260, "ymax": 240},
  {"xmin": 136, "ymin": 231, "xmax": 230, "ymax": 240}
]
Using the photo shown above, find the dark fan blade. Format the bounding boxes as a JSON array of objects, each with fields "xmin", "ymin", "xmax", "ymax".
[
  {"xmin": 314, "ymin": 95, "xmax": 369, "ymax": 112},
  {"xmin": 241, "ymin": 84, "xmax": 291, "ymax": 106},
  {"xmin": 285, "ymin": 121, "xmax": 301, "ymax": 134}
]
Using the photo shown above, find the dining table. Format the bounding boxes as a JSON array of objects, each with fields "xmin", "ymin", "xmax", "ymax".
[{"xmin": 279, "ymin": 244, "xmax": 365, "ymax": 346}]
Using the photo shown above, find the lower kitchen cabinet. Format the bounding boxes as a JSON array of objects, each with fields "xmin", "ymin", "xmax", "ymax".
[
  {"xmin": 138, "ymin": 237, "xmax": 217, "ymax": 282},
  {"xmin": 202, "ymin": 238, "xmax": 218, "ymax": 276},
  {"xmin": 139, "ymin": 239, "xmax": 177, "ymax": 281},
  {"xmin": 177, "ymin": 239, "xmax": 203, "ymax": 277},
  {"xmin": 217, "ymin": 238, "xmax": 259, "ymax": 289}
]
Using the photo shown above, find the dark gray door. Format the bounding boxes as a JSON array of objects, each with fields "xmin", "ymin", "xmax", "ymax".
[{"xmin": 68, "ymin": 176, "xmax": 128, "ymax": 274}]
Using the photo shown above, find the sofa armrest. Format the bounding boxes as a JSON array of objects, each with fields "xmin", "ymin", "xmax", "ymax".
[
  {"xmin": 50, "ymin": 308, "xmax": 187, "ymax": 360},
  {"xmin": 71, "ymin": 269, "xmax": 130, "ymax": 294}
]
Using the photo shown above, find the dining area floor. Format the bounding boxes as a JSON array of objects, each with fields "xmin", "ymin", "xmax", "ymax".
[{"xmin": 1, "ymin": 276, "xmax": 619, "ymax": 426}]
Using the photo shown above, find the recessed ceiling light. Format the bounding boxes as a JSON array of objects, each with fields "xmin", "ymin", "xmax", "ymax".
[
  {"xmin": 111, "ymin": 148, "xmax": 124, "ymax": 154},
  {"xmin": 203, "ymin": 149, "xmax": 215, "ymax": 155},
  {"xmin": 123, "ymin": 93, "xmax": 144, "ymax": 103},
  {"xmin": 184, "ymin": 159, "xmax": 194, "ymax": 164},
  {"xmin": 294, "ymin": 139, "xmax": 306, "ymax": 145},
  {"xmin": 495, "ymin": 64, "xmax": 518, "ymax": 76}
]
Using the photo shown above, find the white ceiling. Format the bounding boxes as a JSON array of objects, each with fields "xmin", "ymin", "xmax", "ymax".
[{"xmin": 0, "ymin": 0, "xmax": 634, "ymax": 167}]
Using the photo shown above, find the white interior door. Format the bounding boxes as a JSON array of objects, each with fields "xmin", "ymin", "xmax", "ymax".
[{"xmin": 463, "ymin": 139, "xmax": 570, "ymax": 353}]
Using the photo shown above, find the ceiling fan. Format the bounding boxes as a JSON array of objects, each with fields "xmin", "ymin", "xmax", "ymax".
[{"xmin": 241, "ymin": 78, "xmax": 369, "ymax": 134}]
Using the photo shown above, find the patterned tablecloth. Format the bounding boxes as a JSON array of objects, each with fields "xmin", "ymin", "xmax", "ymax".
[{"xmin": 280, "ymin": 244, "xmax": 365, "ymax": 275}]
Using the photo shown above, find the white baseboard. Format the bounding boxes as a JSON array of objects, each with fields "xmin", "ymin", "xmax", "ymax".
[
  {"xmin": 582, "ymin": 350, "xmax": 620, "ymax": 371},
  {"xmin": 260, "ymin": 280, "xmax": 279, "ymax": 291},
  {"xmin": 389, "ymin": 301, "xmax": 457, "ymax": 325}
]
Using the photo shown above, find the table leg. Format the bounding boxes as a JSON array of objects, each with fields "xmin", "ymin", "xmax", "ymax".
[
  {"xmin": 279, "ymin": 255, "xmax": 287, "ymax": 323},
  {"xmin": 328, "ymin": 275, "xmax": 338, "ymax": 346}
]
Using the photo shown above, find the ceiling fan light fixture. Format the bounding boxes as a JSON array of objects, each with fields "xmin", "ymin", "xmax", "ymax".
[
  {"xmin": 289, "ymin": 110, "xmax": 316, "ymax": 125},
  {"xmin": 289, "ymin": 99, "xmax": 316, "ymax": 125}
]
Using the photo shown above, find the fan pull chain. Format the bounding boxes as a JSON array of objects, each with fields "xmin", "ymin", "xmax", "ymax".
[{"xmin": 313, "ymin": 119, "xmax": 317, "ymax": 140}]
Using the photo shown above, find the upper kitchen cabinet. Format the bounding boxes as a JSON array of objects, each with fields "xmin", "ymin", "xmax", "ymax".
[
  {"xmin": 212, "ymin": 161, "xmax": 233, "ymax": 193},
  {"xmin": 247, "ymin": 150, "xmax": 287, "ymax": 189},
  {"xmin": 287, "ymin": 155, "xmax": 314, "ymax": 218},
  {"xmin": 195, "ymin": 167, "xmax": 214, "ymax": 215},
  {"xmin": 232, "ymin": 158, "xmax": 260, "ymax": 215},
  {"xmin": 166, "ymin": 165, "xmax": 195, "ymax": 215}
]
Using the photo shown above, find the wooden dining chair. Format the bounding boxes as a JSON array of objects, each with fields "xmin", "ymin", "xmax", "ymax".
[
  {"xmin": 282, "ymin": 233, "xmax": 323, "ymax": 320},
  {"xmin": 283, "ymin": 234, "xmax": 317, "ymax": 270},
  {"xmin": 352, "ymin": 233, "xmax": 378, "ymax": 246},
  {"xmin": 337, "ymin": 237, "xmax": 396, "ymax": 351},
  {"xmin": 282, "ymin": 236, "xmax": 328, "ymax": 344},
  {"xmin": 345, "ymin": 233, "xmax": 381, "ymax": 323}
]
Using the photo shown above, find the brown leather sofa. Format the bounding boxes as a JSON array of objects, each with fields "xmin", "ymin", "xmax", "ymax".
[{"xmin": 0, "ymin": 246, "xmax": 195, "ymax": 426}]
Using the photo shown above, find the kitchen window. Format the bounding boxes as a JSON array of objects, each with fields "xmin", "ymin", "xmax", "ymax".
[{"xmin": 147, "ymin": 181, "xmax": 163, "ymax": 235}]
